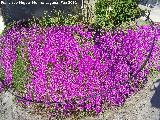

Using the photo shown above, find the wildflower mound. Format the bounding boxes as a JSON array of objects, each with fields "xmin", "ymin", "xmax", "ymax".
[{"xmin": 0, "ymin": 22, "xmax": 160, "ymax": 119}]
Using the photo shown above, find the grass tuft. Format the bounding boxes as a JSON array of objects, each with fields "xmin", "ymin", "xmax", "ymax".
[{"xmin": 12, "ymin": 45, "xmax": 29, "ymax": 94}]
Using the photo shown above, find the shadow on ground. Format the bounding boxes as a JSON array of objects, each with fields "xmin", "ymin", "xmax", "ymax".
[
  {"xmin": 150, "ymin": 78, "xmax": 160, "ymax": 108},
  {"xmin": 0, "ymin": 0, "xmax": 82, "ymax": 25}
]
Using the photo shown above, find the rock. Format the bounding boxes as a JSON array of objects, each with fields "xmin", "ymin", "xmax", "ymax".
[{"xmin": 138, "ymin": 4, "xmax": 160, "ymax": 22}]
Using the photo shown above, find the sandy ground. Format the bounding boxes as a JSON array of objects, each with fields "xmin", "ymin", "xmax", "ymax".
[{"xmin": 0, "ymin": 5, "xmax": 160, "ymax": 120}]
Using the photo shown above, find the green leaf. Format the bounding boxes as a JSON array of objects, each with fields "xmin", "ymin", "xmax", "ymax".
[
  {"xmin": 94, "ymin": 0, "xmax": 142, "ymax": 30},
  {"xmin": 0, "ymin": 67, "xmax": 5, "ymax": 81},
  {"xmin": 12, "ymin": 45, "xmax": 29, "ymax": 93}
]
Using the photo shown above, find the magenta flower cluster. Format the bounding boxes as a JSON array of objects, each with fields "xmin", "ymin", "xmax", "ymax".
[{"xmin": 0, "ymin": 23, "xmax": 160, "ymax": 116}]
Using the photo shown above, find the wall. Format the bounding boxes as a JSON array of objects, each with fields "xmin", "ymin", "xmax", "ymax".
[{"xmin": 0, "ymin": 0, "xmax": 82, "ymax": 25}]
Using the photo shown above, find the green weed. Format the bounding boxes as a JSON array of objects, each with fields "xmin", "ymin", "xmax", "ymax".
[
  {"xmin": 0, "ymin": 66, "xmax": 4, "ymax": 81},
  {"xmin": 12, "ymin": 45, "xmax": 29, "ymax": 94}
]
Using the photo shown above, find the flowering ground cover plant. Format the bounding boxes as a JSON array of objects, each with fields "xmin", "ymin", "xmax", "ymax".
[{"xmin": 0, "ymin": 22, "xmax": 160, "ymax": 119}]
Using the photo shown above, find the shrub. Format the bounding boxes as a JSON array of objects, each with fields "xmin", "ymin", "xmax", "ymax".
[{"xmin": 94, "ymin": 0, "xmax": 143, "ymax": 30}]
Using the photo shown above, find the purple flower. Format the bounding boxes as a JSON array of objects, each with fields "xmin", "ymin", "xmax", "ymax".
[{"xmin": 0, "ymin": 23, "xmax": 160, "ymax": 115}]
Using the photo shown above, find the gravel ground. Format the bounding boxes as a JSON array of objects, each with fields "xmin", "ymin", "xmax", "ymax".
[{"xmin": 0, "ymin": 5, "xmax": 160, "ymax": 120}]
